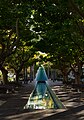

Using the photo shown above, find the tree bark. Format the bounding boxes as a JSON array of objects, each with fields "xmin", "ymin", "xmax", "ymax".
[
  {"xmin": 0, "ymin": 67, "xmax": 9, "ymax": 84},
  {"xmin": 15, "ymin": 71, "xmax": 20, "ymax": 83},
  {"xmin": 70, "ymin": 60, "xmax": 82, "ymax": 84},
  {"xmin": 74, "ymin": 72, "xmax": 81, "ymax": 84},
  {"xmin": 61, "ymin": 66, "xmax": 68, "ymax": 84}
]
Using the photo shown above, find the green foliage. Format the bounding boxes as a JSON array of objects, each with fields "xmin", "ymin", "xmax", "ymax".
[
  {"xmin": 0, "ymin": 0, "xmax": 38, "ymax": 69},
  {"xmin": 31, "ymin": 0, "xmax": 84, "ymax": 70},
  {"xmin": 0, "ymin": 0, "xmax": 84, "ymax": 78}
]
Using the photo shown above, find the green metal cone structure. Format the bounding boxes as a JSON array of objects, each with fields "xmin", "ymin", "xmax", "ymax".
[{"xmin": 24, "ymin": 66, "xmax": 65, "ymax": 109}]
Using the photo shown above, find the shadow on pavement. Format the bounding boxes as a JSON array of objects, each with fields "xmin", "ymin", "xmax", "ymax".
[
  {"xmin": 0, "ymin": 82, "xmax": 84, "ymax": 120},
  {"xmin": 0, "ymin": 105, "xmax": 84, "ymax": 120},
  {"xmin": 40, "ymin": 105, "xmax": 84, "ymax": 120}
]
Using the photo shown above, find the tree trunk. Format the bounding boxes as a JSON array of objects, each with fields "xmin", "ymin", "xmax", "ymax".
[
  {"xmin": 74, "ymin": 72, "xmax": 81, "ymax": 84},
  {"xmin": 62, "ymin": 73, "xmax": 68, "ymax": 83},
  {"xmin": 74, "ymin": 62, "xmax": 82, "ymax": 84},
  {"xmin": 0, "ymin": 67, "xmax": 9, "ymax": 84},
  {"xmin": 15, "ymin": 71, "xmax": 20, "ymax": 83},
  {"xmin": 71, "ymin": 60, "xmax": 82, "ymax": 84},
  {"xmin": 61, "ymin": 67, "xmax": 68, "ymax": 84},
  {"xmin": 24, "ymin": 67, "xmax": 28, "ymax": 82}
]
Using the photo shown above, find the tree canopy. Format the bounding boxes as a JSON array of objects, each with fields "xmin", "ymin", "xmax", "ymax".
[{"xmin": 0, "ymin": 0, "xmax": 84, "ymax": 84}]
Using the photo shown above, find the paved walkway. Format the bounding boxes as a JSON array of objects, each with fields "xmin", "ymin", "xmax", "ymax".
[{"xmin": 0, "ymin": 80, "xmax": 84, "ymax": 120}]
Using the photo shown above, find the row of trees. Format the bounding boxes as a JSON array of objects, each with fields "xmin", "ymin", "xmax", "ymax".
[
  {"xmin": 30, "ymin": 0, "xmax": 84, "ymax": 84},
  {"xmin": 0, "ymin": 0, "xmax": 38, "ymax": 84},
  {"xmin": 0, "ymin": 0, "xmax": 84, "ymax": 84}
]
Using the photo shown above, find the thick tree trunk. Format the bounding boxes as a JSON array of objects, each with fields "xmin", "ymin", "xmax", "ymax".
[
  {"xmin": 71, "ymin": 60, "xmax": 82, "ymax": 84},
  {"xmin": 62, "ymin": 73, "xmax": 68, "ymax": 83},
  {"xmin": 0, "ymin": 67, "xmax": 9, "ymax": 84},
  {"xmin": 63, "ymin": 74, "xmax": 68, "ymax": 82},
  {"xmin": 74, "ymin": 72, "xmax": 81, "ymax": 84}
]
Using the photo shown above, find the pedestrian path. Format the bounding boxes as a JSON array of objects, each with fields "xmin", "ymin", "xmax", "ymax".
[
  {"xmin": 0, "ymin": 80, "xmax": 84, "ymax": 120},
  {"xmin": 52, "ymin": 85, "xmax": 84, "ymax": 109}
]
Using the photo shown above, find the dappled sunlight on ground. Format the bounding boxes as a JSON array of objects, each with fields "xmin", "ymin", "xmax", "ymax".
[
  {"xmin": 0, "ymin": 80, "xmax": 84, "ymax": 120},
  {"xmin": 75, "ymin": 111, "xmax": 84, "ymax": 120},
  {"xmin": 0, "ymin": 100, "xmax": 6, "ymax": 106},
  {"xmin": 1, "ymin": 109, "xmax": 66, "ymax": 120}
]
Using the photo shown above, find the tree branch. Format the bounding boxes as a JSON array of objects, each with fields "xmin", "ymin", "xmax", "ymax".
[{"xmin": 69, "ymin": 0, "xmax": 84, "ymax": 18}]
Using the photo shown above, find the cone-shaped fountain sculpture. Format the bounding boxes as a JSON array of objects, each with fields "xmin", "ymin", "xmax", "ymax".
[
  {"xmin": 24, "ymin": 66, "xmax": 65, "ymax": 109},
  {"xmin": 35, "ymin": 66, "xmax": 48, "ymax": 82}
]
